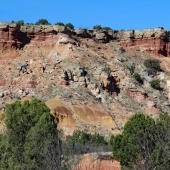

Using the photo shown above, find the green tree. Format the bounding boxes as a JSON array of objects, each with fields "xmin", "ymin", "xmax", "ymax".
[
  {"xmin": 150, "ymin": 79, "xmax": 161, "ymax": 90},
  {"xmin": 16, "ymin": 20, "xmax": 24, "ymax": 26},
  {"xmin": 111, "ymin": 113, "xmax": 156, "ymax": 169},
  {"xmin": 65, "ymin": 23, "xmax": 74, "ymax": 29},
  {"xmin": 150, "ymin": 113, "xmax": 170, "ymax": 169},
  {"xmin": 102, "ymin": 26, "xmax": 112, "ymax": 30},
  {"xmin": 93, "ymin": 25, "xmax": 102, "ymax": 30},
  {"xmin": 0, "ymin": 99, "xmax": 61, "ymax": 170},
  {"xmin": 35, "ymin": 19, "xmax": 51, "ymax": 25},
  {"xmin": 55, "ymin": 22, "xmax": 65, "ymax": 26}
]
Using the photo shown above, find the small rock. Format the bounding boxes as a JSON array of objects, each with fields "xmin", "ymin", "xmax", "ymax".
[{"xmin": 116, "ymin": 56, "xmax": 128, "ymax": 62}]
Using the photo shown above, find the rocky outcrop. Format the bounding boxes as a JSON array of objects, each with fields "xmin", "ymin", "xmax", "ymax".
[
  {"xmin": 120, "ymin": 28, "xmax": 170, "ymax": 57},
  {"xmin": 72, "ymin": 152, "xmax": 120, "ymax": 170},
  {"xmin": 0, "ymin": 22, "xmax": 170, "ymax": 59}
]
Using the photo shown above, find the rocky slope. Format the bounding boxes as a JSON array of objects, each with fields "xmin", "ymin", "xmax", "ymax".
[{"xmin": 0, "ymin": 22, "xmax": 170, "ymax": 137}]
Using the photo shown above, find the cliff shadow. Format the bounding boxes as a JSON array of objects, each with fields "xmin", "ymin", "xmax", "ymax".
[{"xmin": 17, "ymin": 32, "xmax": 31, "ymax": 48}]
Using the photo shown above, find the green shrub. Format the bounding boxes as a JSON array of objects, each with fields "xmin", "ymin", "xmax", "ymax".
[
  {"xmin": 125, "ymin": 64, "xmax": 135, "ymax": 75},
  {"xmin": 55, "ymin": 22, "xmax": 65, "ymax": 26},
  {"xmin": 16, "ymin": 20, "xmax": 24, "ymax": 26},
  {"xmin": 133, "ymin": 72, "xmax": 143, "ymax": 83},
  {"xmin": 65, "ymin": 23, "xmax": 74, "ymax": 29},
  {"xmin": 144, "ymin": 58, "xmax": 161, "ymax": 71},
  {"xmin": 102, "ymin": 27, "xmax": 112, "ymax": 30},
  {"xmin": 93, "ymin": 25, "xmax": 102, "ymax": 30},
  {"xmin": 11, "ymin": 20, "xmax": 24, "ymax": 26},
  {"xmin": 35, "ymin": 19, "xmax": 51, "ymax": 25},
  {"xmin": 150, "ymin": 79, "xmax": 161, "ymax": 90},
  {"xmin": 65, "ymin": 130, "xmax": 108, "ymax": 155},
  {"xmin": 25, "ymin": 23, "xmax": 34, "ymax": 25}
]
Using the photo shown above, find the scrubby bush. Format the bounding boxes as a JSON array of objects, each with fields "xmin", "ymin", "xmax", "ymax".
[
  {"xmin": 16, "ymin": 20, "xmax": 24, "ymax": 26},
  {"xmin": 93, "ymin": 25, "xmax": 102, "ymax": 30},
  {"xmin": 65, "ymin": 130, "xmax": 109, "ymax": 155},
  {"xmin": 125, "ymin": 63, "xmax": 135, "ymax": 75},
  {"xmin": 144, "ymin": 58, "xmax": 161, "ymax": 71},
  {"xmin": 133, "ymin": 72, "xmax": 143, "ymax": 83},
  {"xmin": 55, "ymin": 22, "xmax": 65, "ymax": 26},
  {"xmin": 25, "ymin": 23, "xmax": 34, "ymax": 25},
  {"xmin": 102, "ymin": 26, "xmax": 112, "ymax": 30},
  {"xmin": 35, "ymin": 19, "xmax": 51, "ymax": 25},
  {"xmin": 11, "ymin": 20, "xmax": 24, "ymax": 26},
  {"xmin": 65, "ymin": 23, "xmax": 74, "ymax": 29},
  {"xmin": 150, "ymin": 79, "xmax": 161, "ymax": 90}
]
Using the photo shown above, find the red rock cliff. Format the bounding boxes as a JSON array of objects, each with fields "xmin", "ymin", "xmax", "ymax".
[{"xmin": 0, "ymin": 22, "xmax": 169, "ymax": 59}]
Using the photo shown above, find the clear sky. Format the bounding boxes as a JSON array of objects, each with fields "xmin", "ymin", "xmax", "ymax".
[{"xmin": 0, "ymin": 0, "xmax": 169, "ymax": 30}]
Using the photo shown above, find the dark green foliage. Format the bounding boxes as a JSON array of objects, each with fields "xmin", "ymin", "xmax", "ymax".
[
  {"xmin": 65, "ymin": 130, "xmax": 108, "ymax": 155},
  {"xmin": 25, "ymin": 23, "xmax": 34, "ymax": 25},
  {"xmin": 111, "ymin": 113, "xmax": 170, "ymax": 170},
  {"xmin": 16, "ymin": 20, "xmax": 24, "ymax": 26},
  {"xmin": 150, "ymin": 79, "xmax": 161, "ymax": 90},
  {"xmin": 144, "ymin": 58, "xmax": 161, "ymax": 71},
  {"xmin": 102, "ymin": 26, "xmax": 112, "ymax": 30},
  {"xmin": 150, "ymin": 113, "xmax": 170, "ymax": 169},
  {"xmin": 55, "ymin": 22, "xmax": 65, "ymax": 26},
  {"xmin": 111, "ymin": 113, "xmax": 156, "ymax": 168},
  {"xmin": 133, "ymin": 72, "xmax": 143, "ymax": 83},
  {"xmin": 11, "ymin": 20, "xmax": 24, "ymax": 26},
  {"xmin": 35, "ymin": 19, "xmax": 51, "ymax": 25},
  {"xmin": 0, "ymin": 99, "xmax": 60, "ymax": 169},
  {"xmin": 93, "ymin": 25, "xmax": 102, "ymax": 30},
  {"xmin": 65, "ymin": 23, "xmax": 74, "ymax": 29}
]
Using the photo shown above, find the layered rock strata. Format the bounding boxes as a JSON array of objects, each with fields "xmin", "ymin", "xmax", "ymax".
[{"xmin": 0, "ymin": 22, "xmax": 170, "ymax": 58}]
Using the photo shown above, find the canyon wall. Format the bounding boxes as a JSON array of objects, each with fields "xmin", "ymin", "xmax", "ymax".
[
  {"xmin": 0, "ymin": 22, "xmax": 170, "ymax": 137},
  {"xmin": 0, "ymin": 22, "xmax": 170, "ymax": 59}
]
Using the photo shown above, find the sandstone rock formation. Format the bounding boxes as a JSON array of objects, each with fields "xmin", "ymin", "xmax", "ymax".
[
  {"xmin": 72, "ymin": 152, "xmax": 120, "ymax": 170},
  {"xmin": 0, "ymin": 22, "xmax": 170, "ymax": 137}
]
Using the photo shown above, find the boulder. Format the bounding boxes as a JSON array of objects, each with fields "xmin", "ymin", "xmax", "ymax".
[
  {"xmin": 74, "ymin": 29, "xmax": 91, "ymax": 38},
  {"xmin": 95, "ymin": 32, "xmax": 108, "ymax": 42}
]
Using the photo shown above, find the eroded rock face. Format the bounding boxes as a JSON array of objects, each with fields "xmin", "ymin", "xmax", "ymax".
[
  {"xmin": 72, "ymin": 152, "xmax": 120, "ymax": 170},
  {"xmin": 1, "ymin": 22, "xmax": 170, "ymax": 136},
  {"xmin": 120, "ymin": 28, "xmax": 170, "ymax": 57},
  {"xmin": 0, "ymin": 23, "xmax": 170, "ymax": 59}
]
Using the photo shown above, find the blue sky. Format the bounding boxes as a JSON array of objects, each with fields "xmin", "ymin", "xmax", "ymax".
[{"xmin": 0, "ymin": 0, "xmax": 169, "ymax": 30}]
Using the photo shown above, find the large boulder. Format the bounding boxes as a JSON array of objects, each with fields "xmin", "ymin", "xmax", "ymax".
[
  {"xmin": 74, "ymin": 29, "xmax": 91, "ymax": 38},
  {"xmin": 95, "ymin": 32, "xmax": 108, "ymax": 42}
]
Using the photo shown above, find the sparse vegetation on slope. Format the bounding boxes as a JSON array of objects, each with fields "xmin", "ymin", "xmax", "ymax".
[{"xmin": 144, "ymin": 58, "xmax": 161, "ymax": 71}]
